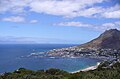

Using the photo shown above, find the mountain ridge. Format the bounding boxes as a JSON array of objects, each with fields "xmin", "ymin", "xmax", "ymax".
[{"xmin": 78, "ymin": 29, "xmax": 120, "ymax": 49}]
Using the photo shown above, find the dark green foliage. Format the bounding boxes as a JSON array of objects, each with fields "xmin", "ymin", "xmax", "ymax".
[
  {"xmin": 0, "ymin": 62, "xmax": 120, "ymax": 79},
  {"xmin": 111, "ymin": 62, "xmax": 120, "ymax": 69},
  {"xmin": 46, "ymin": 68, "xmax": 68, "ymax": 75},
  {"xmin": 97, "ymin": 61, "xmax": 111, "ymax": 70}
]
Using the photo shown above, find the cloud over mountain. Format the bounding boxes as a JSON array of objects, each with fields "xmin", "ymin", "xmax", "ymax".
[{"xmin": 56, "ymin": 21, "xmax": 120, "ymax": 31}]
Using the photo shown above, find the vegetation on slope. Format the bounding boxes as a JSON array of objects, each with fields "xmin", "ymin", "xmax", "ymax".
[{"xmin": 0, "ymin": 62, "xmax": 120, "ymax": 79}]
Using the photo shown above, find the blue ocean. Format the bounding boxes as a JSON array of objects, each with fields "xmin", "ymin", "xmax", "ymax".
[{"xmin": 0, "ymin": 44, "xmax": 101, "ymax": 73}]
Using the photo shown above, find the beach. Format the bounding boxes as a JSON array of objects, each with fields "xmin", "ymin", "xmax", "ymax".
[{"xmin": 71, "ymin": 62, "xmax": 100, "ymax": 73}]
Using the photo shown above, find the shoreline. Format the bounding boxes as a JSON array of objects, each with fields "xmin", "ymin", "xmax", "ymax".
[{"xmin": 70, "ymin": 62, "xmax": 100, "ymax": 73}]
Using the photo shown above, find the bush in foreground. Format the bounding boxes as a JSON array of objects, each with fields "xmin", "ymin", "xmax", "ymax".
[{"xmin": 0, "ymin": 62, "xmax": 120, "ymax": 79}]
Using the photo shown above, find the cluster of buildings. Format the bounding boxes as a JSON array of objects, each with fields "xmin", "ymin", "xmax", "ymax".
[{"xmin": 47, "ymin": 46, "xmax": 120, "ymax": 61}]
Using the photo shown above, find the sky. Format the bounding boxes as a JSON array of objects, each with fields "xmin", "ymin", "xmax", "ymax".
[{"xmin": 0, "ymin": 0, "xmax": 120, "ymax": 44}]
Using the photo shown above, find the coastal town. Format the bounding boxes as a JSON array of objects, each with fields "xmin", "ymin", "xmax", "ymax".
[
  {"xmin": 47, "ymin": 46, "xmax": 120, "ymax": 61},
  {"xmin": 25, "ymin": 45, "xmax": 120, "ymax": 63}
]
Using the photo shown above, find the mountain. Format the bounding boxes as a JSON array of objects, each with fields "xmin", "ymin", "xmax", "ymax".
[{"xmin": 79, "ymin": 29, "xmax": 120, "ymax": 49}]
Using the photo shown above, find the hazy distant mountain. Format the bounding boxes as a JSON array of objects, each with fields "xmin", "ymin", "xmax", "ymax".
[
  {"xmin": 79, "ymin": 29, "xmax": 120, "ymax": 49},
  {"xmin": 0, "ymin": 36, "xmax": 73, "ymax": 44}
]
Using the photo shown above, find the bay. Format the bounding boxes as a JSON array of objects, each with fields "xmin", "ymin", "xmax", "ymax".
[{"xmin": 0, "ymin": 44, "xmax": 101, "ymax": 73}]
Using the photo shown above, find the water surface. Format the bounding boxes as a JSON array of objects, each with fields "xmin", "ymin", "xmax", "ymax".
[{"xmin": 0, "ymin": 44, "xmax": 101, "ymax": 73}]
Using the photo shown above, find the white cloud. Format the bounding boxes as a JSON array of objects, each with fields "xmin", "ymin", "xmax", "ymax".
[
  {"xmin": 55, "ymin": 21, "xmax": 120, "ymax": 31},
  {"xmin": 102, "ymin": 10, "xmax": 120, "ymax": 18},
  {"xmin": 2, "ymin": 16, "xmax": 26, "ymax": 23},
  {"xmin": 30, "ymin": 20, "xmax": 38, "ymax": 23},
  {"xmin": 56, "ymin": 22, "xmax": 92, "ymax": 27},
  {"xmin": 0, "ymin": 0, "xmax": 32, "ymax": 13},
  {"xmin": 75, "ymin": 7, "xmax": 104, "ymax": 18},
  {"xmin": 1, "ymin": 16, "xmax": 38, "ymax": 23},
  {"xmin": 0, "ymin": 0, "xmax": 119, "ymax": 19},
  {"xmin": 98, "ymin": 22, "xmax": 120, "ymax": 30},
  {"xmin": 29, "ymin": 0, "xmax": 105, "ymax": 18},
  {"xmin": 101, "ymin": 4, "xmax": 120, "ymax": 18}
]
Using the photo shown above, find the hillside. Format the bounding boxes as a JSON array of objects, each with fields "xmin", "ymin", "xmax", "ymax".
[{"xmin": 79, "ymin": 29, "xmax": 120, "ymax": 49}]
